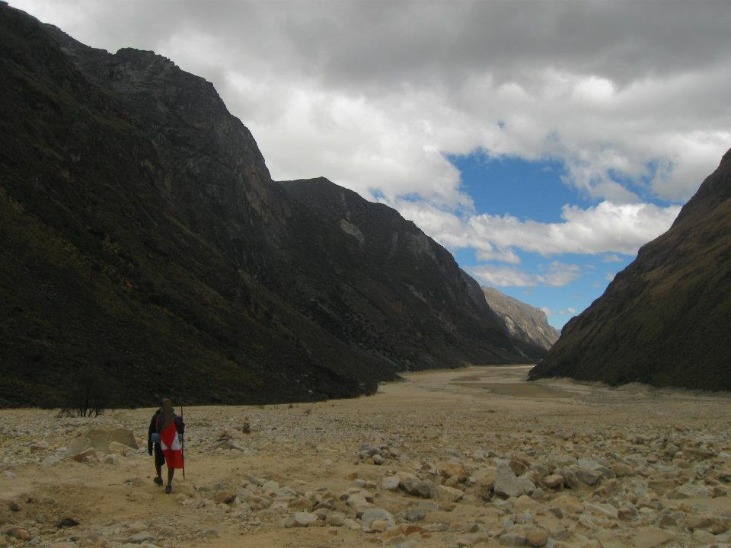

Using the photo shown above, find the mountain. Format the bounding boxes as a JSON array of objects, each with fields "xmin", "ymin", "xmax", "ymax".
[
  {"xmin": 529, "ymin": 149, "xmax": 731, "ymax": 390},
  {"xmin": 274, "ymin": 178, "xmax": 540, "ymax": 368},
  {"xmin": 481, "ymin": 287, "xmax": 559, "ymax": 351},
  {"xmin": 0, "ymin": 5, "xmax": 531, "ymax": 408}
]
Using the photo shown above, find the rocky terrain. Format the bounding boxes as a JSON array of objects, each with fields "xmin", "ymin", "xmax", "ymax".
[
  {"xmin": 530, "ymin": 149, "xmax": 731, "ymax": 391},
  {"xmin": 0, "ymin": 4, "xmax": 535, "ymax": 408},
  {"xmin": 1, "ymin": 366, "xmax": 730, "ymax": 547},
  {"xmin": 481, "ymin": 288, "xmax": 559, "ymax": 351}
]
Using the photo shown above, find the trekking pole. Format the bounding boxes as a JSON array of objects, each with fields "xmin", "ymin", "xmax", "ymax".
[{"xmin": 181, "ymin": 404, "xmax": 186, "ymax": 479}]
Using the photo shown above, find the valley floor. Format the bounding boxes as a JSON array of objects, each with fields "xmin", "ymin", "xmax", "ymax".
[{"xmin": 1, "ymin": 366, "xmax": 730, "ymax": 547}]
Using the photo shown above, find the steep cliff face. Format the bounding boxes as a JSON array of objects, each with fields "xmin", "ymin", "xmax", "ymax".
[
  {"xmin": 0, "ymin": 5, "xmax": 387, "ymax": 407},
  {"xmin": 276, "ymin": 178, "xmax": 536, "ymax": 367},
  {"xmin": 529, "ymin": 150, "xmax": 731, "ymax": 390},
  {"xmin": 481, "ymin": 287, "xmax": 559, "ymax": 351},
  {"xmin": 0, "ymin": 5, "xmax": 529, "ymax": 407}
]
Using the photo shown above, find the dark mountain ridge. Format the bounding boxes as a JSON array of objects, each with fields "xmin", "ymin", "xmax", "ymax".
[
  {"xmin": 0, "ymin": 5, "xmax": 534, "ymax": 408},
  {"xmin": 275, "ymin": 177, "xmax": 537, "ymax": 367},
  {"xmin": 529, "ymin": 149, "xmax": 731, "ymax": 390}
]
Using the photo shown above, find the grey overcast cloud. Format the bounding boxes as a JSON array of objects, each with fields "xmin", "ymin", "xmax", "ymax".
[{"xmin": 18, "ymin": 0, "xmax": 731, "ymax": 326}]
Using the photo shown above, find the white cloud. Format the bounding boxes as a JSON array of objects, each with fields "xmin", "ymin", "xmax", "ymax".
[
  {"xmin": 16, "ymin": 0, "xmax": 728, "ymax": 317},
  {"xmin": 470, "ymin": 262, "xmax": 581, "ymax": 288},
  {"xmin": 602, "ymin": 254, "xmax": 624, "ymax": 263},
  {"xmin": 19, "ymin": 0, "xmax": 731, "ymax": 209},
  {"xmin": 543, "ymin": 306, "xmax": 577, "ymax": 317},
  {"xmin": 395, "ymin": 198, "xmax": 681, "ymax": 261}
]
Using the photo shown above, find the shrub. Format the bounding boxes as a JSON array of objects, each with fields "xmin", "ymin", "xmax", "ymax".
[{"xmin": 59, "ymin": 367, "xmax": 110, "ymax": 417}]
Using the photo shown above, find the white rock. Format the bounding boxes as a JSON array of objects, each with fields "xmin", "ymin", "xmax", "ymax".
[
  {"xmin": 108, "ymin": 441, "xmax": 130, "ymax": 456},
  {"xmin": 129, "ymin": 531, "xmax": 155, "ymax": 543},
  {"xmin": 361, "ymin": 507, "xmax": 394, "ymax": 532},
  {"xmin": 346, "ymin": 493, "xmax": 373, "ymax": 515},
  {"xmin": 494, "ymin": 461, "xmax": 524, "ymax": 498},
  {"xmin": 543, "ymin": 474, "xmax": 564, "ymax": 489},
  {"xmin": 67, "ymin": 426, "xmax": 138, "ymax": 456},
  {"xmin": 585, "ymin": 502, "xmax": 619, "ymax": 519},
  {"xmin": 517, "ymin": 475, "xmax": 536, "ymax": 495},
  {"xmin": 435, "ymin": 484, "xmax": 464, "ymax": 502},
  {"xmin": 381, "ymin": 475, "xmax": 400, "ymax": 491},
  {"xmin": 285, "ymin": 512, "xmax": 318, "ymax": 528},
  {"xmin": 261, "ymin": 480, "xmax": 280, "ymax": 496}
]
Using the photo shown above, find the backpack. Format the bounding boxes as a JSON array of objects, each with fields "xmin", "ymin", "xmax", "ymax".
[{"xmin": 150, "ymin": 410, "xmax": 161, "ymax": 443}]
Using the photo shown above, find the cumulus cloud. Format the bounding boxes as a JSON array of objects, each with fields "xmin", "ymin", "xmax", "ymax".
[
  {"xmin": 470, "ymin": 262, "xmax": 581, "ymax": 288},
  {"xmin": 19, "ymin": 0, "xmax": 731, "ymax": 208},
  {"xmin": 602, "ymin": 254, "xmax": 624, "ymax": 264},
  {"xmin": 542, "ymin": 307, "xmax": 577, "ymax": 320},
  {"xmin": 395, "ymin": 198, "xmax": 681, "ymax": 261},
  {"xmin": 15, "ymin": 0, "xmax": 726, "ymax": 307}
]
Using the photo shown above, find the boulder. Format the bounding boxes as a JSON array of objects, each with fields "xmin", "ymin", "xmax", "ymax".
[
  {"xmin": 435, "ymin": 484, "xmax": 464, "ymax": 503},
  {"xmin": 71, "ymin": 448, "xmax": 98, "ymax": 463},
  {"xmin": 543, "ymin": 474, "xmax": 564, "ymax": 489},
  {"xmin": 494, "ymin": 461, "xmax": 525, "ymax": 498},
  {"xmin": 381, "ymin": 475, "xmax": 400, "ymax": 491},
  {"xmin": 361, "ymin": 507, "xmax": 395, "ymax": 532},
  {"xmin": 67, "ymin": 427, "xmax": 138, "ymax": 458},
  {"xmin": 575, "ymin": 467, "xmax": 601, "ymax": 486},
  {"xmin": 284, "ymin": 512, "xmax": 318, "ymax": 528},
  {"xmin": 526, "ymin": 528, "xmax": 549, "ymax": 547},
  {"xmin": 400, "ymin": 474, "xmax": 434, "ymax": 498},
  {"xmin": 346, "ymin": 493, "xmax": 373, "ymax": 515}
]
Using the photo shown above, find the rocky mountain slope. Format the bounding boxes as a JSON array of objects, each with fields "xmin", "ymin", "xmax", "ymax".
[
  {"xmin": 529, "ymin": 149, "xmax": 731, "ymax": 390},
  {"xmin": 0, "ymin": 5, "xmax": 533, "ymax": 408},
  {"xmin": 275, "ymin": 178, "xmax": 541, "ymax": 368},
  {"xmin": 481, "ymin": 287, "xmax": 559, "ymax": 351}
]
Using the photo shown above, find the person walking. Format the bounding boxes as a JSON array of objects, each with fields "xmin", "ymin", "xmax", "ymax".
[
  {"xmin": 149, "ymin": 398, "xmax": 185, "ymax": 493},
  {"xmin": 147, "ymin": 405, "xmax": 164, "ymax": 486}
]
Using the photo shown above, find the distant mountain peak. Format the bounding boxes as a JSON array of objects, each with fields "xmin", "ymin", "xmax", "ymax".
[{"xmin": 481, "ymin": 287, "xmax": 559, "ymax": 351}]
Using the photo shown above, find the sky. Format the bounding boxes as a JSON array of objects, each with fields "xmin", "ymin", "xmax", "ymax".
[{"xmin": 17, "ymin": 0, "xmax": 731, "ymax": 329}]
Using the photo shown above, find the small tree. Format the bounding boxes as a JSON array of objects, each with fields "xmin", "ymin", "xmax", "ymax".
[{"xmin": 60, "ymin": 368, "xmax": 110, "ymax": 417}]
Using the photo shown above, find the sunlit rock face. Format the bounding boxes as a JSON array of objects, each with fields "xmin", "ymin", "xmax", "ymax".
[{"xmin": 481, "ymin": 287, "xmax": 560, "ymax": 351}]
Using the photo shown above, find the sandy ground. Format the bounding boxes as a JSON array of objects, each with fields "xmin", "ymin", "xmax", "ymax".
[{"xmin": 1, "ymin": 365, "xmax": 730, "ymax": 547}]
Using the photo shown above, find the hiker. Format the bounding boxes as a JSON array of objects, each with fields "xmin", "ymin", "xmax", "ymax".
[
  {"xmin": 148, "ymin": 398, "xmax": 185, "ymax": 493},
  {"xmin": 147, "ymin": 405, "xmax": 164, "ymax": 486}
]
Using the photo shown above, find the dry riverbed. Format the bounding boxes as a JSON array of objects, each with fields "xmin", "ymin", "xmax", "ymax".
[{"xmin": 1, "ymin": 365, "xmax": 730, "ymax": 547}]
